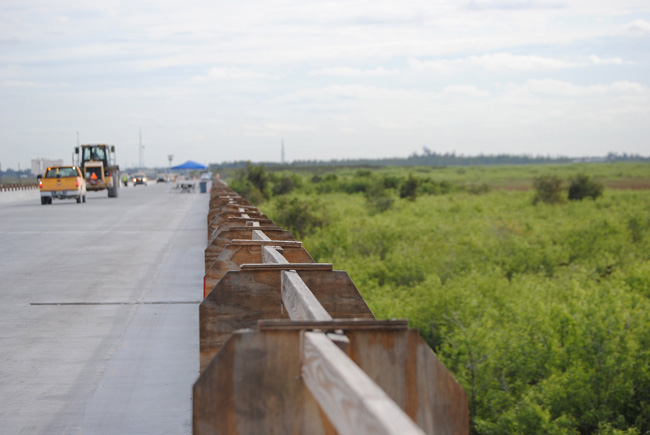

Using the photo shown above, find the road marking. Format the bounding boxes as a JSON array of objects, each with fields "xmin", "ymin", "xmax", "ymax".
[{"xmin": 30, "ymin": 301, "xmax": 201, "ymax": 306}]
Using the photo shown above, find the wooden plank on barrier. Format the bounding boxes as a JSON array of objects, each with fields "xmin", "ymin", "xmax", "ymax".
[
  {"xmin": 227, "ymin": 216, "xmax": 274, "ymax": 223},
  {"xmin": 261, "ymin": 245, "xmax": 289, "ymax": 264},
  {"xmin": 208, "ymin": 225, "xmax": 284, "ymax": 244},
  {"xmin": 225, "ymin": 225, "xmax": 284, "ymax": 232},
  {"xmin": 204, "ymin": 228, "xmax": 296, "ymax": 273},
  {"xmin": 209, "ymin": 211, "xmax": 268, "ymax": 233},
  {"xmin": 252, "ymin": 229, "xmax": 271, "ymax": 241},
  {"xmin": 281, "ymin": 270, "xmax": 332, "ymax": 321},
  {"xmin": 240, "ymin": 263, "xmax": 332, "ymax": 271},
  {"xmin": 257, "ymin": 319, "xmax": 409, "ymax": 331},
  {"xmin": 302, "ymin": 331, "xmax": 425, "ymax": 435},
  {"xmin": 204, "ymin": 244, "xmax": 314, "ymax": 296},
  {"xmin": 230, "ymin": 239, "xmax": 302, "ymax": 247}
]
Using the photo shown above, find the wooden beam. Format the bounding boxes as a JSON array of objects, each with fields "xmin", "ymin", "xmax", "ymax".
[
  {"xmin": 228, "ymin": 217, "xmax": 274, "ymax": 223},
  {"xmin": 261, "ymin": 246, "xmax": 288, "ymax": 264},
  {"xmin": 257, "ymin": 319, "xmax": 408, "ymax": 332},
  {"xmin": 302, "ymin": 332, "xmax": 425, "ymax": 435},
  {"xmin": 251, "ymin": 229, "xmax": 271, "ymax": 241},
  {"xmin": 240, "ymin": 263, "xmax": 332, "ymax": 271},
  {"xmin": 224, "ymin": 226, "xmax": 284, "ymax": 232},
  {"xmin": 230, "ymin": 239, "xmax": 302, "ymax": 247},
  {"xmin": 281, "ymin": 271, "xmax": 332, "ymax": 321}
]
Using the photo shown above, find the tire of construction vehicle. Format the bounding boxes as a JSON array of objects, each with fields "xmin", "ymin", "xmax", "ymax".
[
  {"xmin": 48, "ymin": 197, "xmax": 53, "ymax": 204},
  {"xmin": 41, "ymin": 197, "xmax": 47, "ymax": 205},
  {"xmin": 108, "ymin": 185, "xmax": 119, "ymax": 198}
]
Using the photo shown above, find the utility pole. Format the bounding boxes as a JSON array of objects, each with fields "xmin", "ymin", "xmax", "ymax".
[{"xmin": 139, "ymin": 127, "xmax": 143, "ymax": 169}]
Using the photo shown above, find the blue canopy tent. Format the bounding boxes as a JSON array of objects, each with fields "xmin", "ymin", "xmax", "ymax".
[
  {"xmin": 171, "ymin": 160, "xmax": 207, "ymax": 170},
  {"xmin": 169, "ymin": 160, "xmax": 209, "ymax": 192}
]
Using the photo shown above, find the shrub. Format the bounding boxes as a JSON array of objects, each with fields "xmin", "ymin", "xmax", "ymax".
[
  {"xmin": 271, "ymin": 173, "xmax": 302, "ymax": 196},
  {"xmin": 382, "ymin": 175, "xmax": 400, "ymax": 190},
  {"xmin": 568, "ymin": 173, "xmax": 604, "ymax": 201},
  {"xmin": 231, "ymin": 162, "xmax": 270, "ymax": 201},
  {"xmin": 532, "ymin": 175, "xmax": 564, "ymax": 205},
  {"xmin": 466, "ymin": 183, "xmax": 491, "ymax": 195},
  {"xmin": 343, "ymin": 177, "xmax": 372, "ymax": 194},
  {"xmin": 365, "ymin": 182, "xmax": 395, "ymax": 214},
  {"xmin": 271, "ymin": 196, "xmax": 326, "ymax": 238},
  {"xmin": 245, "ymin": 162, "xmax": 269, "ymax": 196},
  {"xmin": 356, "ymin": 169, "xmax": 373, "ymax": 177},
  {"xmin": 628, "ymin": 216, "xmax": 646, "ymax": 244},
  {"xmin": 228, "ymin": 179, "xmax": 265, "ymax": 205},
  {"xmin": 400, "ymin": 173, "xmax": 419, "ymax": 201},
  {"xmin": 419, "ymin": 178, "xmax": 453, "ymax": 196}
]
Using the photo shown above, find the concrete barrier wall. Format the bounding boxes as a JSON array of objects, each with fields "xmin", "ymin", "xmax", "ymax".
[{"xmin": 0, "ymin": 188, "xmax": 39, "ymax": 204}]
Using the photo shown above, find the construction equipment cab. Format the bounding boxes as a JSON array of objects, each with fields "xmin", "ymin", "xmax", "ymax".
[{"xmin": 75, "ymin": 144, "xmax": 119, "ymax": 198}]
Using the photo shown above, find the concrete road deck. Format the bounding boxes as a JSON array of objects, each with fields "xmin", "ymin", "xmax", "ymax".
[{"xmin": 0, "ymin": 182, "xmax": 207, "ymax": 434}]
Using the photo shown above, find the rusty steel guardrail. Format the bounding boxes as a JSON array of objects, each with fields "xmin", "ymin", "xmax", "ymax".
[
  {"xmin": 0, "ymin": 183, "xmax": 38, "ymax": 192},
  {"xmin": 193, "ymin": 179, "xmax": 469, "ymax": 434}
]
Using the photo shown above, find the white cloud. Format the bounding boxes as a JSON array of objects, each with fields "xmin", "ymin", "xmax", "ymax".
[
  {"xmin": 410, "ymin": 53, "xmax": 583, "ymax": 73},
  {"xmin": 410, "ymin": 52, "xmax": 631, "ymax": 74},
  {"xmin": 308, "ymin": 67, "xmax": 394, "ymax": 77},
  {"xmin": 280, "ymin": 85, "xmax": 431, "ymax": 105},
  {"xmin": 505, "ymin": 79, "xmax": 648, "ymax": 98},
  {"xmin": 473, "ymin": 53, "xmax": 580, "ymax": 71},
  {"xmin": 205, "ymin": 67, "xmax": 271, "ymax": 80},
  {"xmin": 466, "ymin": 0, "xmax": 566, "ymax": 10},
  {"xmin": 0, "ymin": 80, "xmax": 68, "ymax": 88},
  {"xmin": 624, "ymin": 19, "xmax": 650, "ymax": 35},
  {"xmin": 243, "ymin": 122, "xmax": 314, "ymax": 138},
  {"xmin": 188, "ymin": 66, "xmax": 275, "ymax": 83},
  {"xmin": 443, "ymin": 85, "xmax": 491, "ymax": 98},
  {"xmin": 589, "ymin": 55, "xmax": 624, "ymax": 66}
]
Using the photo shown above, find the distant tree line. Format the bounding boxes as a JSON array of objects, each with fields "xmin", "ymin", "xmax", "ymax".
[{"xmin": 211, "ymin": 150, "xmax": 648, "ymax": 171}]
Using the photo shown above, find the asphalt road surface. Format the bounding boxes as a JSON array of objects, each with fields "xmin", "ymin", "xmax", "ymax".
[{"xmin": 0, "ymin": 181, "xmax": 208, "ymax": 434}]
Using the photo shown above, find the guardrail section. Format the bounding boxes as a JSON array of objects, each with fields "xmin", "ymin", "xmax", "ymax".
[{"xmin": 194, "ymin": 180, "xmax": 469, "ymax": 434}]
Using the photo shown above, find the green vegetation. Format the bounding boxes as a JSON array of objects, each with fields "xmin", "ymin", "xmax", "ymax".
[
  {"xmin": 532, "ymin": 174, "xmax": 565, "ymax": 205},
  {"xmin": 229, "ymin": 162, "xmax": 650, "ymax": 435},
  {"xmin": 569, "ymin": 174, "xmax": 605, "ymax": 201}
]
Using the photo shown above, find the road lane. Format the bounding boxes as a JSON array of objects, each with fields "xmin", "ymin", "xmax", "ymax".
[{"xmin": 0, "ymin": 182, "xmax": 207, "ymax": 434}]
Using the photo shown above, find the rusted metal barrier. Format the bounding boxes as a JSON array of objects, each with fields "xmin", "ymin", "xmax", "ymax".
[
  {"xmin": 194, "ymin": 179, "xmax": 469, "ymax": 434},
  {"xmin": 0, "ymin": 183, "xmax": 38, "ymax": 192}
]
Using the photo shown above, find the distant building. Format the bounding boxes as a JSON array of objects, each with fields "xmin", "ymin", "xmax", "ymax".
[{"xmin": 31, "ymin": 158, "xmax": 64, "ymax": 176}]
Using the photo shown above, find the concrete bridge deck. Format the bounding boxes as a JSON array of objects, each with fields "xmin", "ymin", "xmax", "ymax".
[{"xmin": 0, "ymin": 182, "xmax": 207, "ymax": 434}]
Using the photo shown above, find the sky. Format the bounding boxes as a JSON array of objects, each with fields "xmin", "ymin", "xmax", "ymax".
[{"xmin": 1, "ymin": 0, "xmax": 649, "ymax": 170}]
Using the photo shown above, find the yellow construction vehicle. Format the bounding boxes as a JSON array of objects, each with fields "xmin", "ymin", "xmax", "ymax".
[{"xmin": 75, "ymin": 144, "xmax": 119, "ymax": 198}]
